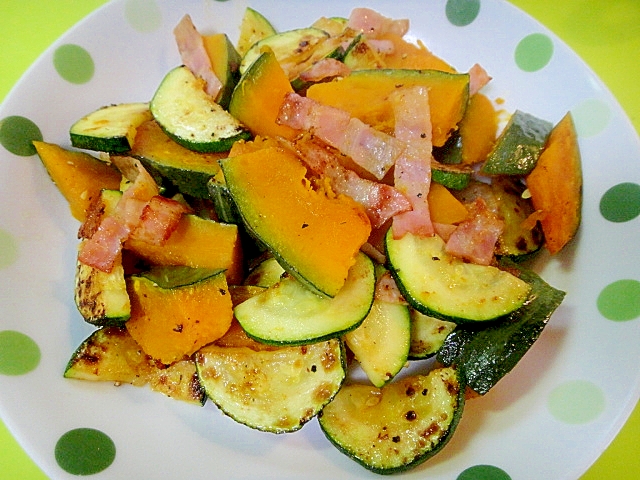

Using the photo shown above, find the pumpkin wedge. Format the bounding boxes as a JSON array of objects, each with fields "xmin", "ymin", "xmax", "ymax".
[
  {"xmin": 220, "ymin": 146, "xmax": 371, "ymax": 297},
  {"xmin": 126, "ymin": 267, "xmax": 233, "ymax": 364},
  {"xmin": 306, "ymin": 69, "xmax": 469, "ymax": 147},
  {"xmin": 526, "ymin": 112, "xmax": 582, "ymax": 254},
  {"xmin": 33, "ymin": 141, "xmax": 122, "ymax": 221}
]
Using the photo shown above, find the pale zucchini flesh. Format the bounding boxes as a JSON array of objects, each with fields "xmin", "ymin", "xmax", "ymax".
[
  {"xmin": 70, "ymin": 102, "xmax": 152, "ymax": 153},
  {"xmin": 64, "ymin": 326, "xmax": 205, "ymax": 405},
  {"xmin": 319, "ymin": 367, "xmax": 465, "ymax": 474},
  {"xmin": 409, "ymin": 310, "xmax": 456, "ymax": 359},
  {"xmin": 150, "ymin": 66, "xmax": 250, "ymax": 153},
  {"xmin": 385, "ymin": 231, "xmax": 532, "ymax": 323},
  {"xmin": 234, "ymin": 252, "xmax": 375, "ymax": 345},
  {"xmin": 344, "ymin": 298, "xmax": 410, "ymax": 387},
  {"xmin": 195, "ymin": 339, "xmax": 345, "ymax": 433},
  {"xmin": 75, "ymin": 247, "xmax": 130, "ymax": 327}
]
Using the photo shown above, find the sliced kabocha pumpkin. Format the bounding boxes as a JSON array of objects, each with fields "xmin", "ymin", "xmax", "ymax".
[
  {"xmin": 306, "ymin": 68, "xmax": 469, "ymax": 147},
  {"xmin": 319, "ymin": 367, "xmax": 465, "ymax": 474},
  {"xmin": 129, "ymin": 119, "xmax": 227, "ymax": 199},
  {"xmin": 33, "ymin": 141, "xmax": 122, "ymax": 221},
  {"xmin": 64, "ymin": 326, "xmax": 205, "ymax": 405},
  {"xmin": 219, "ymin": 145, "xmax": 371, "ymax": 297},
  {"xmin": 526, "ymin": 112, "xmax": 582, "ymax": 254},
  {"xmin": 125, "ymin": 266, "xmax": 234, "ymax": 364},
  {"xmin": 229, "ymin": 49, "xmax": 298, "ymax": 140}
]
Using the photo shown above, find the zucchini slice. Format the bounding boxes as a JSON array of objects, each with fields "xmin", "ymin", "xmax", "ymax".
[
  {"xmin": 239, "ymin": 27, "xmax": 330, "ymax": 80},
  {"xmin": 150, "ymin": 66, "xmax": 251, "ymax": 153},
  {"xmin": 431, "ymin": 160, "xmax": 473, "ymax": 190},
  {"xmin": 409, "ymin": 310, "xmax": 456, "ymax": 360},
  {"xmin": 75, "ymin": 242, "xmax": 130, "ymax": 327},
  {"xmin": 195, "ymin": 338, "xmax": 345, "ymax": 433},
  {"xmin": 236, "ymin": 7, "xmax": 277, "ymax": 57},
  {"xmin": 481, "ymin": 110, "xmax": 553, "ymax": 176},
  {"xmin": 234, "ymin": 252, "xmax": 375, "ymax": 346},
  {"xmin": 69, "ymin": 102, "xmax": 152, "ymax": 154},
  {"xmin": 343, "ymin": 298, "xmax": 411, "ymax": 387},
  {"xmin": 64, "ymin": 326, "xmax": 205, "ymax": 405},
  {"xmin": 385, "ymin": 231, "xmax": 531, "ymax": 323},
  {"xmin": 437, "ymin": 260, "xmax": 566, "ymax": 395},
  {"xmin": 319, "ymin": 367, "xmax": 465, "ymax": 474}
]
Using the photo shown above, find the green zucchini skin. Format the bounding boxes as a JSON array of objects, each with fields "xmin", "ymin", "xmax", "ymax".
[
  {"xmin": 481, "ymin": 110, "xmax": 553, "ymax": 176},
  {"xmin": 408, "ymin": 310, "xmax": 456, "ymax": 360},
  {"xmin": 150, "ymin": 66, "xmax": 251, "ymax": 153},
  {"xmin": 234, "ymin": 253, "xmax": 375, "ymax": 346},
  {"xmin": 195, "ymin": 338, "xmax": 346, "ymax": 433},
  {"xmin": 319, "ymin": 367, "xmax": 465, "ymax": 474},
  {"xmin": 437, "ymin": 260, "xmax": 565, "ymax": 395},
  {"xmin": 385, "ymin": 231, "xmax": 532, "ymax": 324},
  {"xmin": 69, "ymin": 102, "xmax": 152, "ymax": 154},
  {"xmin": 431, "ymin": 160, "xmax": 473, "ymax": 190}
]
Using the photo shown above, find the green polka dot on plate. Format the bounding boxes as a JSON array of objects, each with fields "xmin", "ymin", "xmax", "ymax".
[
  {"xmin": 53, "ymin": 44, "xmax": 95, "ymax": 84},
  {"xmin": 457, "ymin": 464, "xmax": 512, "ymax": 480},
  {"xmin": 0, "ymin": 229, "xmax": 19, "ymax": 269},
  {"xmin": 125, "ymin": 0, "xmax": 162, "ymax": 33},
  {"xmin": 446, "ymin": 0, "xmax": 481, "ymax": 27},
  {"xmin": 599, "ymin": 182, "xmax": 640, "ymax": 222},
  {"xmin": 597, "ymin": 279, "xmax": 640, "ymax": 321},
  {"xmin": 55, "ymin": 428, "xmax": 116, "ymax": 475},
  {"xmin": 571, "ymin": 98, "xmax": 611, "ymax": 137},
  {"xmin": 0, "ymin": 330, "xmax": 41, "ymax": 375},
  {"xmin": 515, "ymin": 33, "xmax": 553, "ymax": 72},
  {"xmin": 0, "ymin": 115, "xmax": 43, "ymax": 156},
  {"xmin": 547, "ymin": 380, "xmax": 605, "ymax": 424}
]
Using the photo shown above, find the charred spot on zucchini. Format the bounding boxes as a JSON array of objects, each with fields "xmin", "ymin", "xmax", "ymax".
[
  {"xmin": 409, "ymin": 310, "xmax": 456, "ymax": 359},
  {"xmin": 195, "ymin": 338, "xmax": 345, "ymax": 433},
  {"xmin": 70, "ymin": 102, "xmax": 152, "ymax": 154},
  {"xmin": 385, "ymin": 231, "xmax": 531, "ymax": 323},
  {"xmin": 150, "ymin": 66, "xmax": 251, "ymax": 153},
  {"xmin": 64, "ymin": 326, "xmax": 205, "ymax": 405},
  {"xmin": 75, "ymin": 244, "xmax": 130, "ymax": 327},
  {"xmin": 437, "ymin": 260, "xmax": 565, "ymax": 395},
  {"xmin": 318, "ymin": 367, "xmax": 465, "ymax": 474},
  {"xmin": 234, "ymin": 253, "xmax": 375, "ymax": 346}
]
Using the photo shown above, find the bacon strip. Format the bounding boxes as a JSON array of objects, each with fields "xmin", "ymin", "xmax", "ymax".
[
  {"xmin": 347, "ymin": 7, "xmax": 409, "ymax": 38},
  {"xmin": 173, "ymin": 14, "xmax": 223, "ymax": 98},
  {"xmin": 445, "ymin": 198, "xmax": 504, "ymax": 266},
  {"xmin": 78, "ymin": 158, "xmax": 188, "ymax": 272},
  {"xmin": 298, "ymin": 58, "xmax": 352, "ymax": 83},
  {"xmin": 391, "ymin": 86, "xmax": 435, "ymax": 238},
  {"xmin": 277, "ymin": 92, "xmax": 404, "ymax": 180},
  {"xmin": 374, "ymin": 270, "xmax": 408, "ymax": 304},
  {"xmin": 468, "ymin": 63, "xmax": 492, "ymax": 96},
  {"xmin": 287, "ymin": 137, "xmax": 410, "ymax": 229}
]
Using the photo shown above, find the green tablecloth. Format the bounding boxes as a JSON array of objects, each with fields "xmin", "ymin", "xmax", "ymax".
[{"xmin": 0, "ymin": 1, "xmax": 638, "ymax": 478}]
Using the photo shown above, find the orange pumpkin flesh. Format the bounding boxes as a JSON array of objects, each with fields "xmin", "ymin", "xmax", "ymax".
[
  {"xmin": 526, "ymin": 112, "xmax": 582, "ymax": 254},
  {"xmin": 126, "ymin": 271, "xmax": 233, "ymax": 364},
  {"xmin": 220, "ymin": 146, "xmax": 371, "ymax": 297},
  {"xmin": 33, "ymin": 141, "xmax": 122, "ymax": 221},
  {"xmin": 306, "ymin": 69, "xmax": 469, "ymax": 147},
  {"xmin": 428, "ymin": 183, "xmax": 469, "ymax": 225},
  {"xmin": 459, "ymin": 93, "xmax": 499, "ymax": 165},
  {"xmin": 228, "ymin": 49, "xmax": 297, "ymax": 140},
  {"xmin": 126, "ymin": 214, "xmax": 244, "ymax": 285}
]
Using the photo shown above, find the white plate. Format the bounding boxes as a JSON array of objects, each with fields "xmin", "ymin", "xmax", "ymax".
[{"xmin": 1, "ymin": 0, "xmax": 639, "ymax": 478}]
